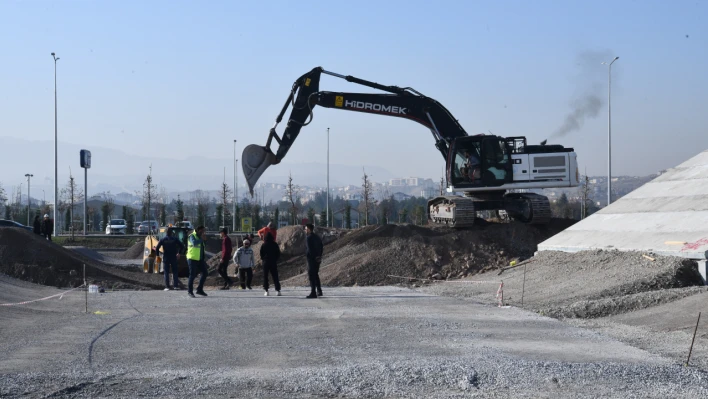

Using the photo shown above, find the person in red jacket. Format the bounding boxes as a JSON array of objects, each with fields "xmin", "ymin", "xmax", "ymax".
[
  {"xmin": 218, "ymin": 228, "xmax": 233, "ymax": 289},
  {"xmin": 257, "ymin": 222, "xmax": 277, "ymax": 241}
]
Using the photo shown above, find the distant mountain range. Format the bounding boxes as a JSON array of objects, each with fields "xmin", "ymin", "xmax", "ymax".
[{"xmin": 0, "ymin": 136, "xmax": 395, "ymax": 200}]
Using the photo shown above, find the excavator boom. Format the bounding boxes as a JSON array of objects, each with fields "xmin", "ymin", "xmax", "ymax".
[{"xmin": 242, "ymin": 67, "xmax": 468, "ymax": 195}]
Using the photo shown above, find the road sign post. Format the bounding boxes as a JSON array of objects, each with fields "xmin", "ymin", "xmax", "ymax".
[{"xmin": 80, "ymin": 150, "xmax": 91, "ymax": 235}]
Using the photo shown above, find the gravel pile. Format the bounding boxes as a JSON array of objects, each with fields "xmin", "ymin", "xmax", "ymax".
[
  {"xmin": 114, "ymin": 241, "xmax": 144, "ymax": 259},
  {"xmin": 423, "ymin": 249, "xmax": 705, "ymax": 318}
]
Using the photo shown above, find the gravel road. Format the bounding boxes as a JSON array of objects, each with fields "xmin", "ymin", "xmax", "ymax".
[{"xmin": 2, "ymin": 276, "xmax": 707, "ymax": 398}]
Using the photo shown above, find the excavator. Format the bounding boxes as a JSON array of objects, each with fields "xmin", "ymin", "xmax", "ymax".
[{"xmin": 242, "ymin": 67, "xmax": 579, "ymax": 227}]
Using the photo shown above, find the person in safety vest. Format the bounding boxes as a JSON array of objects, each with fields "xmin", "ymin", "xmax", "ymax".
[{"xmin": 186, "ymin": 225, "xmax": 208, "ymax": 298}]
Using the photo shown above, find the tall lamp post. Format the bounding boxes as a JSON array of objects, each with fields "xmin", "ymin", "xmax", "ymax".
[
  {"xmin": 25, "ymin": 174, "xmax": 33, "ymax": 225},
  {"xmin": 602, "ymin": 56, "xmax": 619, "ymax": 205},
  {"xmin": 238, "ymin": 140, "xmax": 241, "ymax": 231},
  {"xmin": 51, "ymin": 52, "xmax": 60, "ymax": 237},
  {"xmin": 326, "ymin": 127, "xmax": 330, "ymax": 228}
]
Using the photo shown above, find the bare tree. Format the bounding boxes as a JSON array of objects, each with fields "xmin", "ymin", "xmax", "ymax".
[
  {"xmin": 361, "ymin": 168, "xmax": 373, "ymax": 226},
  {"xmin": 285, "ymin": 172, "xmax": 301, "ymax": 225},
  {"xmin": 61, "ymin": 172, "xmax": 84, "ymax": 240},
  {"xmin": 136, "ymin": 165, "xmax": 157, "ymax": 222},
  {"xmin": 219, "ymin": 179, "xmax": 232, "ymax": 228},
  {"xmin": 0, "ymin": 182, "xmax": 7, "ymax": 218},
  {"xmin": 191, "ymin": 189, "xmax": 210, "ymax": 228}
]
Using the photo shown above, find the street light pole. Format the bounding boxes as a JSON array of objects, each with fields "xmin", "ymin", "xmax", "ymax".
[
  {"xmin": 25, "ymin": 174, "xmax": 33, "ymax": 225},
  {"xmin": 51, "ymin": 52, "xmax": 60, "ymax": 237},
  {"xmin": 326, "ymin": 127, "xmax": 330, "ymax": 228},
  {"xmin": 233, "ymin": 139, "xmax": 237, "ymax": 232},
  {"xmin": 602, "ymin": 56, "xmax": 619, "ymax": 205}
]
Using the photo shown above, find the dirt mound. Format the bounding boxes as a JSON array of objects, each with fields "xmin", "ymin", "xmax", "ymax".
[
  {"xmin": 115, "ymin": 241, "xmax": 145, "ymax": 259},
  {"xmin": 425, "ymin": 249, "xmax": 706, "ymax": 319},
  {"xmin": 0, "ymin": 228, "xmax": 164, "ymax": 289},
  {"xmin": 282, "ymin": 219, "xmax": 575, "ymax": 287}
]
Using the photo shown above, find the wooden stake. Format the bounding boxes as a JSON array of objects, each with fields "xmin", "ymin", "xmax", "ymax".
[
  {"xmin": 686, "ymin": 312, "xmax": 701, "ymax": 366},
  {"xmin": 642, "ymin": 255, "xmax": 656, "ymax": 262},
  {"xmin": 84, "ymin": 264, "xmax": 87, "ymax": 314},
  {"xmin": 521, "ymin": 264, "xmax": 527, "ymax": 307}
]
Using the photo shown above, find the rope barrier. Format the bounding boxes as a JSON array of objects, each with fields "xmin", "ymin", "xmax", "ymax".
[{"xmin": 0, "ymin": 284, "xmax": 86, "ymax": 307}]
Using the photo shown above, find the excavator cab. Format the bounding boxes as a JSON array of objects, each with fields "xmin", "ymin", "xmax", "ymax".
[{"xmin": 448, "ymin": 135, "xmax": 512, "ymax": 188}]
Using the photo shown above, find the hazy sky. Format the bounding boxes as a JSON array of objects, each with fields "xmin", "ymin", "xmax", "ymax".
[{"xmin": 1, "ymin": 0, "xmax": 707, "ymax": 187}]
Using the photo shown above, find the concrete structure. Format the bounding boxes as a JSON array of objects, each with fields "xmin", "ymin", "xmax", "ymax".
[{"xmin": 539, "ymin": 149, "xmax": 708, "ymax": 283}]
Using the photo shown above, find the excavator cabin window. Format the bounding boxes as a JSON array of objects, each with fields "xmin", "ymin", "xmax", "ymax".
[{"xmin": 450, "ymin": 137, "xmax": 510, "ymax": 187}]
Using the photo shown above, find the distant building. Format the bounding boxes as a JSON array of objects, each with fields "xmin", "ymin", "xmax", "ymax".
[
  {"xmin": 393, "ymin": 192, "xmax": 412, "ymax": 201},
  {"xmin": 390, "ymin": 177, "xmax": 426, "ymax": 187}
]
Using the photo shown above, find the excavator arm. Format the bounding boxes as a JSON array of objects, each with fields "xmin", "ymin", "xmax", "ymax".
[{"xmin": 242, "ymin": 67, "xmax": 469, "ymax": 195}]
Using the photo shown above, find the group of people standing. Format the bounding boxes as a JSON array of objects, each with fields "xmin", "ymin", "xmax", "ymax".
[
  {"xmin": 32, "ymin": 214, "xmax": 54, "ymax": 241},
  {"xmin": 156, "ymin": 222, "xmax": 324, "ymax": 299}
]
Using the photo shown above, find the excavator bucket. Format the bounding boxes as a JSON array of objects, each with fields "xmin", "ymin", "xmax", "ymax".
[{"xmin": 242, "ymin": 144, "xmax": 277, "ymax": 196}]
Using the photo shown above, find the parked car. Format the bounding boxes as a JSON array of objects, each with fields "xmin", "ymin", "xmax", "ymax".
[
  {"xmin": 176, "ymin": 220, "xmax": 193, "ymax": 230},
  {"xmin": 0, "ymin": 219, "xmax": 33, "ymax": 232},
  {"xmin": 137, "ymin": 220, "xmax": 158, "ymax": 235},
  {"xmin": 105, "ymin": 219, "xmax": 128, "ymax": 235}
]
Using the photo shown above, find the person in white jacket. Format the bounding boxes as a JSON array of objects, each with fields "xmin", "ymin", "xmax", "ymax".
[{"xmin": 233, "ymin": 239, "xmax": 255, "ymax": 289}]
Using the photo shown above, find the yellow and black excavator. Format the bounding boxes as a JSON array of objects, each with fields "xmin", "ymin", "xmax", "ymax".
[
  {"xmin": 143, "ymin": 225, "xmax": 191, "ymax": 277},
  {"xmin": 242, "ymin": 67, "xmax": 580, "ymax": 227}
]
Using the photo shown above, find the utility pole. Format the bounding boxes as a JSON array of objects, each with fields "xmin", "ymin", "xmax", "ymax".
[
  {"xmin": 238, "ymin": 141, "xmax": 241, "ymax": 234},
  {"xmin": 602, "ymin": 56, "xmax": 619, "ymax": 205},
  {"xmin": 25, "ymin": 174, "xmax": 33, "ymax": 225},
  {"xmin": 51, "ymin": 52, "xmax": 60, "ymax": 237},
  {"xmin": 326, "ymin": 127, "xmax": 330, "ymax": 228}
]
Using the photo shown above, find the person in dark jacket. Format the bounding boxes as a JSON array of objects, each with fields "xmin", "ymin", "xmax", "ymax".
[
  {"xmin": 260, "ymin": 232, "xmax": 281, "ymax": 296},
  {"xmin": 40, "ymin": 214, "xmax": 53, "ymax": 241},
  {"xmin": 305, "ymin": 223, "xmax": 323, "ymax": 299},
  {"xmin": 33, "ymin": 215, "xmax": 41, "ymax": 235},
  {"xmin": 155, "ymin": 228, "xmax": 185, "ymax": 290},
  {"xmin": 218, "ymin": 228, "xmax": 233, "ymax": 290}
]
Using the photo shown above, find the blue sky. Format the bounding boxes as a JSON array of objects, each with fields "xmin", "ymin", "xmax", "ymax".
[{"xmin": 1, "ymin": 0, "xmax": 706, "ymax": 187}]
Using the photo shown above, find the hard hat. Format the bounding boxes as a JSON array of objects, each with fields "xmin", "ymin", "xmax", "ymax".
[{"xmin": 44, "ymin": 214, "xmax": 49, "ymax": 218}]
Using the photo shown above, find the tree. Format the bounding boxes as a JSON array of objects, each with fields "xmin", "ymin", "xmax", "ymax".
[
  {"xmin": 399, "ymin": 208, "xmax": 408, "ymax": 223},
  {"xmin": 552, "ymin": 192, "xmax": 572, "ymax": 219},
  {"xmin": 192, "ymin": 190, "xmax": 210, "ymax": 228},
  {"xmin": 274, "ymin": 207, "xmax": 280, "ymax": 227},
  {"xmin": 219, "ymin": 179, "xmax": 232, "ymax": 229},
  {"xmin": 361, "ymin": 168, "xmax": 373, "ymax": 226},
  {"xmin": 285, "ymin": 172, "xmax": 301, "ymax": 225},
  {"xmin": 345, "ymin": 203, "xmax": 352, "ymax": 229},
  {"xmin": 64, "ymin": 208, "xmax": 71, "ymax": 231},
  {"xmin": 319, "ymin": 209, "xmax": 327, "ymax": 227},
  {"xmin": 61, "ymin": 173, "xmax": 84, "ymax": 240},
  {"xmin": 216, "ymin": 204, "xmax": 223, "ymax": 229},
  {"xmin": 308, "ymin": 208, "xmax": 316, "ymax": 225},
  {"xmin": 126, "ymin": 208, "xmax": 135, "ymax": 234},
  {"xmin": 176, "ymin": 195, "xmax": 185, "ymax": 222},
  {"xmin": 137, "ymin": 166, "xmax": 157, "ymax": 222},
  {"xmin": 0, "ymin": 182, "xmax": 6, "ymax": 218}
]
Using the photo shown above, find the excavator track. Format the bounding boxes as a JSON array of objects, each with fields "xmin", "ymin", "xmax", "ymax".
[
  {"xmin": 504, "ymin": 193, "xmax": 551, "ymax": 224},
  {"xmin": 428, "ymin": 196, "xmax": 476, "ymax": 228}
]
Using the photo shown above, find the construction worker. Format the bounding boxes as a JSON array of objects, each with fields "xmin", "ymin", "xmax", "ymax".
[
  {"xmin": 218, "ymin": 228, "xmax": 233, "ymax": 290},
  {"xmin": 257, "ymin": 221, "xmax": 277, "ymax": 241},
  {"xmin": 305, "ymin": 223, "xmax": 323, "ymax": 299},
  {"xmin": 186, "ymin": 225, "xmax": 208, "ymax": 298},
  {"xmin": 155, "ymin": 228, "xmax": 185, "ymax": 291},
  {"xmin": 260, "ymin": 232, "xmax": 281, "ymax": 296},
  {"xmin": 41, "ymin": 214, "xmax": 53, "ymax": 241},
  {"xmin": 233, "ymin": 238, "xmax": 255, "ymax": 290},
  {"xmin": 32, "ymin": 215, "xmax": 41, "ymax": 235}
]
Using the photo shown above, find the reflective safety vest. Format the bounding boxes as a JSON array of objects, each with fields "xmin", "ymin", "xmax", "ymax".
[{"xmin": 187, "ymin": 231, "xmax": 203, "ymax": 261}]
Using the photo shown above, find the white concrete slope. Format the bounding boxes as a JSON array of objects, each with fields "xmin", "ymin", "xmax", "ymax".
[{"xmin": 539, "ymin": 149, "xmax": 708, "ymax": 260}]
